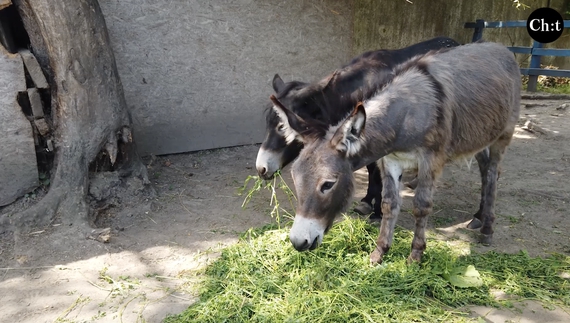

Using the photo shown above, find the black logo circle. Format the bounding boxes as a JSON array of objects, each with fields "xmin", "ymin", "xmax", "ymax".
[{"xmin": 527, "ymin": 8, "xmax": 564, "ymax": 43}]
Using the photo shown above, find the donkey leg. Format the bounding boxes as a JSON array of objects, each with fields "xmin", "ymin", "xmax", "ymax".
[
  {"xmin": 355, "ymin": 163, "xmax": 381, "ymax": 218},
  {"xmin": 370, "ymin": 158, "xmax": 401, "ymax": 264},
  {"xmin": 369, "ymin": 164, "xmax": 383, "ymax": 221},
  {"xmin": 478, "ymin": 136, "xmax": 510, "ymax": 245},
  {"xmin": 408, "ymin": 155, "xmax": 440, "ymax": 263},
  {"xmin": 467, "ymin": 148, "xmax": 490, "ymax": 230},
  {"xmin": 404, "ymin": 176, "xmax": 418, "ymax": 190}
]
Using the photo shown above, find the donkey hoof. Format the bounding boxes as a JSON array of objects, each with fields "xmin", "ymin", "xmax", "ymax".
[
  {"xmin": 479, "ymin": 234, "xmax": 493, "ymax": 246},
  {"xmin": 370, "ymin": 249, "xmax": 384, "ymax": 265},
  {"xmin": 407, "ymin": 250, "xmax": 423, "ymax": 264},
  {"xmin": 354, "ymin": 201, "xmax": 373, "ymax": 215},
  {"xmin": 467, "ymin": 218, "xmax": 482, "ymax": 230},
  {"xmin": 368, "ymin": 212, "xmax": 383, "ymax": 222}
]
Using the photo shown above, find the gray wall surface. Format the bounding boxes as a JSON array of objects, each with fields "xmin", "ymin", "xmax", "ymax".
[
  {"xmin": 0, "ymin": 47, "xmax": 38, "ymax": 206},
  {"xmin": 100, "ymin": 0, "xmax": 353, "ymax": 156}
]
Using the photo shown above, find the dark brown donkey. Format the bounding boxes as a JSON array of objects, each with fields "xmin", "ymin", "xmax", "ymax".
[{"xmin": 271, "ymin": 41, "xmax": 521, "ymax": 264}]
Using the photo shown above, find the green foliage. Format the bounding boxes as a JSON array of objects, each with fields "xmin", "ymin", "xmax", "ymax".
[
  {"xmin": 164, "ymin": 218, "xmax": 570, "ymax": 323},
  {"xmin": 238, "ymin": 171, "xmax": 296, "ymax": 228}
]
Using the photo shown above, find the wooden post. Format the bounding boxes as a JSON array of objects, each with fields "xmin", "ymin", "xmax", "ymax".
[
  {"xmin": 471, "ymin": 19, "xmax": 485, "ymax": 42},
  {"xmin": 527, "ymin": 41, "xmax": 543, "ymax": 92}
]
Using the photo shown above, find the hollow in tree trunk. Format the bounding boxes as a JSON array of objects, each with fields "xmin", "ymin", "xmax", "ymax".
[{"xmin": 2, "ymin": 0, "xmax": 150, "ymax": 237}]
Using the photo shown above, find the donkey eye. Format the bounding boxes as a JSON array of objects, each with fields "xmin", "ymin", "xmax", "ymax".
[
  {"xmin": 277, "ymin": 124, "xmax": 285, "ymax": 132},
  {"xmin": 320, "ymin": 181, "xmax": 335, "ymax": 193}
]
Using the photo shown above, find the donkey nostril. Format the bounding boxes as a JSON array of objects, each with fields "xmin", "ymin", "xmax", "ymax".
[
  {"xmin": 291, "ymin": 238, "xmax": 310, "ymax": 251},
  {"xmin": 308, "ymin": 237, "xmax": 319, "ymax": 250},
  {"xmin": 256, "ymin": 166, "xmax": 267, "ymax": 176}
]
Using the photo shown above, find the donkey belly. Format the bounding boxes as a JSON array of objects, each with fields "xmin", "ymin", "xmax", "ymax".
[{"xmin": 381, "ymin": 151, "xmax": 420, "ymax": 176}]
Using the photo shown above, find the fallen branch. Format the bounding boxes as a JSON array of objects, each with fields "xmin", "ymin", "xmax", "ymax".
[{"xmin": 521, "ymin": 119, "xmax": 552, "ymax": 136}]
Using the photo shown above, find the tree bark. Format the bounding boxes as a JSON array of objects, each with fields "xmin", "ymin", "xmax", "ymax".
[{"xmin": 2, "ymin": 0, "xmax": 149, "ymax": 235}]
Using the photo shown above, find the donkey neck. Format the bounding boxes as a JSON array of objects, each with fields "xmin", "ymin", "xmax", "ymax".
[
  {"xmin": 345, "ymin": 67, "xmax": 443, "ymax": 170},
  {"xmin": 314, "ymin": 64, "xmax": 397, "ymax": 125}
]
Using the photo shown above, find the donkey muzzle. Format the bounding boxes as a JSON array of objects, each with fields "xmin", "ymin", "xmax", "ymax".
[
  {"xmin": 289, "ymin": 215, "xmax": 325, "ymax": 252},
  {"xmin": 291, "ymin": 236, "xmax": 319, "ymax": 252},
  {"xmin": 255, "ymin": 147, "xmax": 280, "ymax": 179}
]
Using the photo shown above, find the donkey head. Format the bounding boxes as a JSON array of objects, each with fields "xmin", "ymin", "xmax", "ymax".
[
  {"xmin": 271, "ymin": 96, "xmax": 367, "ymax": 251},
  {"xmin": 256, "ymin": 73, "xmax": 339, "ymax": 180},
  {"xmin": 256, "ymin": 75, "xmax": 308, "ymax": 179}
]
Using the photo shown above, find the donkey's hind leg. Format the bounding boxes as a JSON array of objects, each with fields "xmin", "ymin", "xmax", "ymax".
[
  {"xmin": 370, "ymin": 158, "xmax": 401, "ymax": 264},
  {"xmin": 478, "ymin": 135, "xmax": 511, "ymax": 245},
  {"xmin": 355, "ymin": 163, "xmax": 383, "ymax": 220},
  {"xmin": 467, "ymin": 148, "xmax": 490, "ymax": 230}
]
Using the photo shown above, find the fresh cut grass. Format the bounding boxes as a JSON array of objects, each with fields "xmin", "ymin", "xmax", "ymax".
[{"xmin": 164, "ymin": 216, "xmax": 570, "ymax": 323}]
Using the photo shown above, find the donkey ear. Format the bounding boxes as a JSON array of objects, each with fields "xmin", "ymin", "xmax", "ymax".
[
  {"xmin": 272, "ymin": 74, "xmax": 286, "ymax": 93},
  {"xmin": 331, "ymin": 103, "xmax": 366, "ymax": 156},
  {"xmin": 270, "ymin": 95, "xmax": 308, "ymax": 144},
  {"xmin": 319, "ymin": 69, "xmax": 340, "ymax": 91}
]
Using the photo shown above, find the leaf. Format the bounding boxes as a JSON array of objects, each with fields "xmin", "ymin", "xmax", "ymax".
[{"xmin": 443, "ymin": 265, "xmax": 483, "ymax": 288}]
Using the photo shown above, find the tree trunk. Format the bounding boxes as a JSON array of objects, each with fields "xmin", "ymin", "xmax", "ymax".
[{"xmin": 2, "ymin": 0, "xmax": 150, "ymax": 235}]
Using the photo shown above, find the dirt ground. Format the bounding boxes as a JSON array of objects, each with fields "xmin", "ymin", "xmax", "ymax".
[{"xmin": 1, "ymin": 95, "xmax": 569, "ymax": 323}]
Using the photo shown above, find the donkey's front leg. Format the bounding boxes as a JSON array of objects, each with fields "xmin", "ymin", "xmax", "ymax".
[
  {"xmin": 370, "ymin": 157, "xmax": 402, "ymax": 264},
  {"xmin": 355, "ymin": 163, "xmax": 383, "ymax": 219},
  {"xmin": 408, "ymin": 154, "xmax": 440, "ymax": 263}
]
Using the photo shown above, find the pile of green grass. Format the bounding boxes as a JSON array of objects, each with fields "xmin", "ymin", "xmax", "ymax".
[{"xmin": 165, "ymin": 217, "xmax": 569, "ymax": 323}]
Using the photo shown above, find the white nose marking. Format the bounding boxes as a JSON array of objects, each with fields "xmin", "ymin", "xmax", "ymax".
[
  {"xmin": 255, "ymin": 147, "xmax": 281, "ymax": 177},
  {"xmin": 289, "ymin": 215, "xmax": 325, "ymax": 251}
]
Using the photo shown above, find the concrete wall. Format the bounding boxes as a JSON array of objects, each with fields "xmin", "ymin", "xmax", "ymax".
[
  {"xmin": 100, "ymin": 0, "xmax": 353, "ymax": 156},
  {"xmin": 353, "ymin": 0, "xmax": 570, "ymax": 68}
]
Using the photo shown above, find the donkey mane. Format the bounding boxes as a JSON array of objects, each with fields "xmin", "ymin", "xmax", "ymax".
[
  {"xmin": 311, "ymin": 47, "xmax": 452, "ymax": 140},
  {"xmin": 391, "ymin": 46, "xmax": 455, "ymax": 74},
  {"xmin": 282, "ymin": 79, "xmax": 373, "ymax": 142},
  {"xmin": 314, "ymin": 65, "xmax": 394, "ymax": 123}
]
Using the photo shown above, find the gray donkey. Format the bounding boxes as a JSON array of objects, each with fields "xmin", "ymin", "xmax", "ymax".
[{"xmin": 270, "ymin": 41, "xmax": 521, "ymax": 264}]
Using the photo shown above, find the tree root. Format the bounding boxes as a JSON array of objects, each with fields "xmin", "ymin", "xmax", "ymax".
[
  {"xmin": 1, "ymin": 185, "xmax": 92, "ymax": 236},
  {"xmin": 0, "ymin": 130, "xmax": 152, "ymax": 238}
]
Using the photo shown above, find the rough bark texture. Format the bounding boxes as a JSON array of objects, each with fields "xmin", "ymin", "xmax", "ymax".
[{"xmin": 2, "ymin": 0, "xmax": 149, "ymax": 234}]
